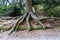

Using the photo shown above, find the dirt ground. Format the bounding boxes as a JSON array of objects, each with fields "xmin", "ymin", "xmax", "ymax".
[
  {"xmin": 0, "ymin": 27, "xmax": 60, "ymax": 40},
  {"xmin": 0, "ymin": 17, "xmax": 60, "ymax": 40}
]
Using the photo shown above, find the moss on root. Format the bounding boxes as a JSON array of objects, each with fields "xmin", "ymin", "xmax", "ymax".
[
  {"xmin": 0, "ymin": 25, "xmax": 44, "ymax": 32},
  {"xmin": 17, "ymin": 25, "xmax": 44, "ymax": 31}
]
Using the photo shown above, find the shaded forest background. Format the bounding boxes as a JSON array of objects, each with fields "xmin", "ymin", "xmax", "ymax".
[{"xmin": 0, "ymin": 0, "xmax": 60, "ymax": 17}]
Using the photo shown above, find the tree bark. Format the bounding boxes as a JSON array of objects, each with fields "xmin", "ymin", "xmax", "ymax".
[
  {"xmin": 26, "ymin": 0, "xmax": 32, "ymax": 12},
  {"xmin": 8, "ymin": 0, "xmax": 46, "ymax": 35}
]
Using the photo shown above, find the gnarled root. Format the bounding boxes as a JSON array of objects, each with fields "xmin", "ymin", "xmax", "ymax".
[
  {"xmin": 30, "ymin": 12, "xmax": 46, "ymax": 29},
  {"xmin": 8, "ymin": 13, "xmax": 27, "ymax": 35},
  {"xmin": 8, "ymin": 12, "xmax": 46, "ymax": 35},
  {"xmin": 26, "ymin": 14, "xmax": 31, "ymax": 31}
]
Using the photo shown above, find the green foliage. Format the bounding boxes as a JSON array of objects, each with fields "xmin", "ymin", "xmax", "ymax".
[
  {"xmin": 0, "ymin": 0, "xmax": 17, "ymax": 16},
  {"xmin": 33, "ymin": 0, "xmax": 60, "ymax": 17},
  {"xmin": 47, "ymin": 6, "xmax": 60, "ymax": 17},
  {"xmin": 0, "ymin": 0, "xmax": 60, "ymax": 17}
]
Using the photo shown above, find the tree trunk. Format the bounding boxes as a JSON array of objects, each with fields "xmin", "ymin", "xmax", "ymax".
[
  {"xmin": 26, "ymin": 0, "xmax": 32, "ymax": 12},
  {"xmin": 8, "ymin": 0, "xmax": 46, "ymax": 35}
]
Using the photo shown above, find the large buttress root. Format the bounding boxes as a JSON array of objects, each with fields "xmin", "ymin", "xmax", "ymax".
[
  {"xmin": 8, "ymin": 12, "xmax": 46, "ymax": 35},
  {"xmin": 26, "ymin": 14, "xmax": 31, "ymax": 31},
  {"xmin": 8, "ymin": 13, "xmax": 27, "ymax": 35},
  {"xmin": 15, "ymin": 13, "xmax": 27, "ymax": 32},
  {"xmin": 30, "ymin": 12, "xmax": 46, "ymax": 29}
]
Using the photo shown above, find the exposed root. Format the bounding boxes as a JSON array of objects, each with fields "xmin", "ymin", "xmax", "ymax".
[
  {"xmin": 30, "ymin": 12, "xmax": 38, "ymax": 19},
  {"xmin": 30, "ymin": 12, "xmax": 46, "ymax": 29},
  {"xmin": 8, "ymin": 12, "xmax": 46, "ymax": 35},
  {"xmin": 15, "ymin": 13, "xmax": 27, "ymax": 32},
  {"xmin": 15, "ymin": 17, "xmax": 24, "ymax": 32},
  {"xmin": 36, "ymin": 19, "xmax": 46, "ymax": 29},
  {"xmin": 8, "ymin": 13, "xmax": 27, "ymax": 35},
  {"xmin": 26, "ymin": 14, "xmax": 31, "ymax": 31}
]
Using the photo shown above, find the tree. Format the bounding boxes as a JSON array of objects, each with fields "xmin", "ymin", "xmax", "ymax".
[{"xmin": 8, "ymin": 0, "xmax": 48, "ymax": 35}]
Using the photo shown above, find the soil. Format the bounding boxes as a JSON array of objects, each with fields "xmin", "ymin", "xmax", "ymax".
[
  {"xmin": 0, "ymin": 27, "xmax": 60, "ymax": 40},
  {"xmin": 0, "ymin": 17, "xmax": 60, "ymax": 40}
]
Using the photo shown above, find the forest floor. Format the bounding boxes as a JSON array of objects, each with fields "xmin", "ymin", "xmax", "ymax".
[
  {"xmin": 0, "ymin": 28, "xmax": 60, "ymax": 40},
  {"xmin": 0, "ymin": 17, "xmax": 60, "ymax": 40}
]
